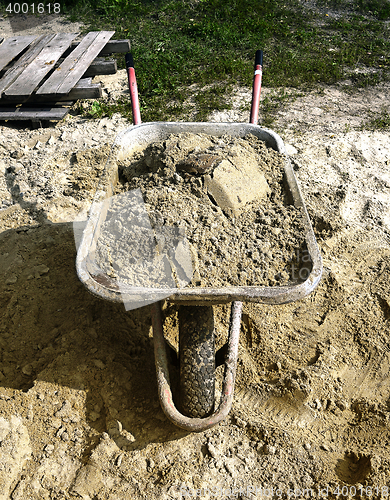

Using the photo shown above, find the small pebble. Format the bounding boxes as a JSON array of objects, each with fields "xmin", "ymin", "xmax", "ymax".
[
  {"xmin": 264, "ymin": 444, "xmax": 276, "ymax": 455},
  {"xmin": 34, "ymin": 264, "xmax": 50, "ymax": 276},
  {"xmin": 224, "ymin": 460, "xmax": 235, "ymax": 476},
  {"xmin": 56, "ymin": 426, "xmax": 65, "ymax": 438},
  {"xmin": 336, "ymin": 399, "xmax": 349, "ymax": 411},
  {"xmin": 107, "ymin": 420, "xmax": 122, "ymax": 437},
  {"xmin": 121, "ymin": 429, "xmax": 135, "ymax": 443},
  {"xmin": 50, "ymin": 418, "xmax": 62, "ymax": 429},
  {"xmin": 207, "ymin": 443, "xmax": 219, "ymax": 459},
  {"xmin": 89, "ymin": 411, "xmax": 101, "ymax": 422},
  {"xmin": 44, "ymin": 444, "xmax": 55, "ymax": 455},
  {"xmin": 93, "ymin": 359, "xmax": 106, "ymax": 369},
  {"xmin": 234, "ymin": 416, "xmax": 247, "ymax": 428},
  {"xmin": 22, "ymin": 364, "xmax": 33, "ymax": 376},
  {"xmin": 326, "ymin": 398, "xmax": 335, "ymax": 410},
  {"xmin": 61, "ymin": 432, "xmax": 70, "ymax": 442}
]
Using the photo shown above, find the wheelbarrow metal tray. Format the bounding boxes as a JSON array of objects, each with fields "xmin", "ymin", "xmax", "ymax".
[{"xmin": 76, "ymin": 122, "xmax": 322, "ymax": 306}]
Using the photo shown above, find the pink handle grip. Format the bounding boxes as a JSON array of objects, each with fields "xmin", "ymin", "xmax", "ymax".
[
  {"xmin": 249, "ymin": 50, "xmax": 263, "ymax": 125},
  {"xmin": 125, "ymin": 53, "xmax": 141, "ymax": 125}
]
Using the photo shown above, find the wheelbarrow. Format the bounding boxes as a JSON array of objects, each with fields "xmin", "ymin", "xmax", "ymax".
[{"xmin": 75, "ymin": 51, "xmax": 322, "ymax": 432}]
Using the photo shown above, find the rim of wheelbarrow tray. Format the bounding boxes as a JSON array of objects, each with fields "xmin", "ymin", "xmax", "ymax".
[{"xmin": 75, "ymin": 122, "xmax": 323, "ymax": 307}]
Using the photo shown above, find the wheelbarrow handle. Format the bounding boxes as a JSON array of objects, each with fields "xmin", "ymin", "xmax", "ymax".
[
  {"xmin": 255, "ymin": 49, "xmax": 263, "ymax": 67},
  {"xmin": 125, "ymin": 52, "xmax": 142, "ymax": 126},
  {"xmin": 250, "ymin": 49, "xmax": 263, "ymax": 125}
]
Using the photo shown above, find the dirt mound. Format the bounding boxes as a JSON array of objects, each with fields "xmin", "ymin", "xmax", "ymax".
[{"xmin": 94, "ymin": 132, "xmax": 305, "ymax": 289}]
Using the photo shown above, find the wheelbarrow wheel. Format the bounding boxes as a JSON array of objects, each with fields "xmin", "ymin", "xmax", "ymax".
[{"xmin": 179, "ymin": 305, "xmax": 215, "ymax": 418}]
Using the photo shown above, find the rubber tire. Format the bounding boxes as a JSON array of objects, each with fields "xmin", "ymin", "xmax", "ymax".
[{"xmin": 179, "ymin": 305, "xmax": 215, "ymax": 418}]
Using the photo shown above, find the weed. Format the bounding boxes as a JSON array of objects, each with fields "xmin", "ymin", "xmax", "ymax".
[
  {"xmin": 344, "ymin": 123, "xmax": 351, "ymax": 133},
  {"xmin": 260, "ymin": 88, "xmax": 302, "ymax": 127},
  {"xmin": 361, "ymin": 109, "xmax": 390, "ymax": 130},
  {"xmin": 89, "ymin": 101, "xmax": 104, "ymax": 117}
]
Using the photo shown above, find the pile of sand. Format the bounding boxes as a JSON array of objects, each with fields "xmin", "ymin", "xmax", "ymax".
[{"xmin": 94, "ymin": 132, "xmax": 306, "ymax": 288}]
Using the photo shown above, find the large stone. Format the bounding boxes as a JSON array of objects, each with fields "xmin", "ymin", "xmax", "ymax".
[{"xmin": 204, "ymin": 155, "xmax": 270, "ymax": 215}]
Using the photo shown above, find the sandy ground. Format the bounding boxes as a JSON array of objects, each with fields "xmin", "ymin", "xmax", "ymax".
[{"xmin": 1, "ymin": 9, "xmax": 390, "ymax": 500}]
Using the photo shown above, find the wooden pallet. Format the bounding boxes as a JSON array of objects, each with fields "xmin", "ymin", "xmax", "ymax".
[{"xmin": 0, "ymin": 31, "xmax": 130, "ymax": 124}]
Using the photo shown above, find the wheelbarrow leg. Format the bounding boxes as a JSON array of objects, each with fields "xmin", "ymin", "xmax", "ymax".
[{"xmin": 151, "ymin": 300, "xmax": 242, "ymax": 432}]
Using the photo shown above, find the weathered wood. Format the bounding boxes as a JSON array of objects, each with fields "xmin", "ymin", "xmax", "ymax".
[
  {"xmin": 25, "ymin": 78, "xmax": 102, "ymax": 102},
  {"xmin": 59, "ymin": 79, "xmax": 102, "ymax": 100},
  {"xmin": 99, "ymin": 39, "xmax": 130, "ymax": 55},
  {"xmin": 65, "ymin": 38, "xmax": 130, "ymax": 57},
  {"xmin": 0, "ymin": 35, "xmax": 38, "ymax": 72},
  {"xmin": 77, "ymin": 77, "xmax": 92, "ymax": 85},
  {"xmin": 0, "ymin": 106, "xmax": 69, "ymax": 120},
  {"xmin": 36, "ymin": 31, "xmax": 114, "ymax": 95},
  {"xmin": 0, "ymin": 31, "xmax": 122, "ymax": 122},
  {"xmin": 0, "ymin": 79, "xmax": 102, "ymax": 103},
  {"xmin": 0, "ymin": 34, "xmax": 55, "ymax": 96},
  {"xmin": 4, "ymin": 32, "xmax": 79, "ymax": 98},
  {"xmin": 83, "ymin": 58, "xmax": 117, "ymax": 77}
]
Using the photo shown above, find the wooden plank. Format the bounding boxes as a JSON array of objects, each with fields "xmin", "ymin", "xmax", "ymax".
[
  {"xmin": 78, "ymin": 77, "xmax": 92, "ymax": 85},
  {"xmin": 36, "ymin": 31, "xmax": 102, "ymax": 95},
  {"xmin": 0, "ymin": 106, "xmax": 69, "ymax": 121},
  {"xmin": 58, "ymin": 79, "xmax": 102, "ymax": 100},
  {"xmin": 99, "ymin": 39, "xmax": 130, "ymax": 55},
  {"xmin": 0, "ymin": 78, "xmax": 101, "ymax": 103},
  {"xmin": 0, "ymin": 34, "xmax": 55, "ymax": 96},
  {"xmin": 4, "ymin": 32, "xmax": 79, "ymax": 98},
  {"xmin": 0, "ymin": 36, "xmax": 38, "ymax": 72},
  {"xmin": 83, "ymin": 58, "xmax": 117, "ymax": 77},
  {"xmin": 65, "ymin": 39, "xmax": 130, "ymax": 57},
  {"xmin": 36, "ymin": 31, "xmax": 114, "ymax": 95},
  {"xmin": 50, "ymin": 56, "xmax": 116, "ymax": 75}
]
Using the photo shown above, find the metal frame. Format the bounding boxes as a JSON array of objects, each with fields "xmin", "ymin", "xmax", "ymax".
[
  {"xmin": 76, "ymin": 122, "xmax": 322, "ymax": 308},
  {"xmin": 151, "ymin": 300, "xmax": 242, "ymax": 431}
]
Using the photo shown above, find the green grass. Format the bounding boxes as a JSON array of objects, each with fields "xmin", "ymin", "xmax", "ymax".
[
  {"xmin": 361, "ymin": 109, "xmax": 390, "ymax": 130},
  {"xmin": 1, "ymin": 0, "xmax": 389, "ymax": 122},
  {"xmin": 316, "ymin": 0, "xmax": 390, "ymax": 20},
  {"xmin": 260, "ymin": 88, "xmax": 305, "ymax": 128}
]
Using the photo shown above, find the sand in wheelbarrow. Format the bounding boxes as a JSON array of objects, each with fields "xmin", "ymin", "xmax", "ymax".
[{"xmin": 95, "ymin": 132, "xmax": 307, "ymax": 288}]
